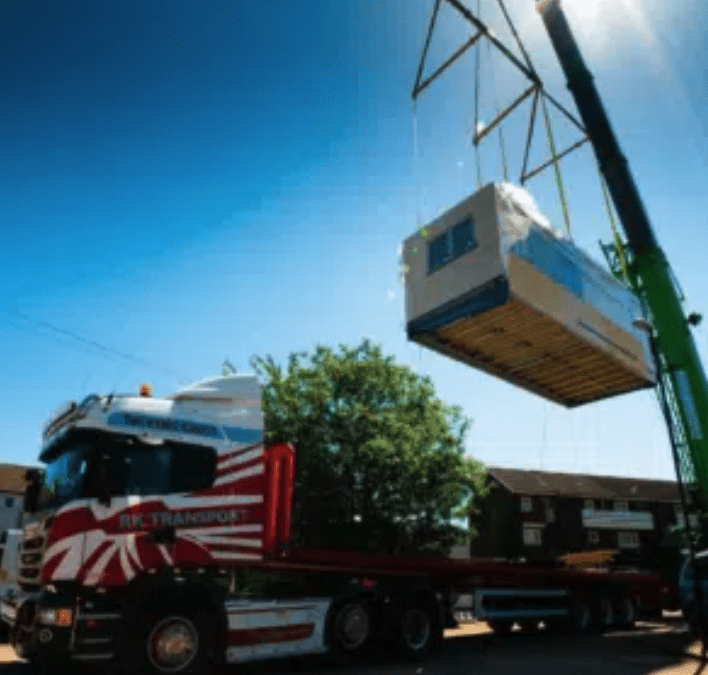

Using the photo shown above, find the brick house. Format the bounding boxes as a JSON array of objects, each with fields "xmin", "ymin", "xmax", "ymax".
[
  {"xmin": 0, "ymin": 464, "xmax": 30, "ymax": 533},
  {"xmin": 471, "ymin": 467, "xmax": 683, "ymax": 577}
]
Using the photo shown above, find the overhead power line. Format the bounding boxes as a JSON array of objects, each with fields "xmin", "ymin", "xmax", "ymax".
[{"xmin": 3, "ymin": 308, "xmax": 186, "ymax": 381}]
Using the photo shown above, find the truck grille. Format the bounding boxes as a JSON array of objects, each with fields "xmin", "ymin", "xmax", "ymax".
[{"xmin": 18, "ymin": 531, "xmax": 46, "ymax": 591}]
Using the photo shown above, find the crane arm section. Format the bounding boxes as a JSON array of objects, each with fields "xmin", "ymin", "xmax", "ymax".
[{"xmin": 537, "ymin": 0, "xmax": 708, "ymax": 508}]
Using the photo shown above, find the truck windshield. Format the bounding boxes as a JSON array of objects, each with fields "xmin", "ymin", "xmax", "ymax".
[
  {"xmin": 37, "ymin": 435, "xmax": 217, "ymax": 507},
  {"xmin": 37, "ymin": 445, "xmax": 89, "ymax": 511}
]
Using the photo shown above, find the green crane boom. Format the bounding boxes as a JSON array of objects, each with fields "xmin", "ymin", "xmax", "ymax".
[{"xmin": 536, "ymin": 0, "xmax": 708, "ymax": 514}]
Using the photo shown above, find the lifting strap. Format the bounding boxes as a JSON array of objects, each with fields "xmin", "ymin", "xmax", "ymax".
[
  {"xmin": 541, "ymin": 95, "xmax": 572, "ymax": 237},
  {"xmin": 474, "ymin": 0, "xmax": 483, "ymax": 189}
]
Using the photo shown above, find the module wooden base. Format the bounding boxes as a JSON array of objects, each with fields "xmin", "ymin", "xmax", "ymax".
[{"xmin": 420, "ymin": 297, "xmax": 650, "ymax": 407}]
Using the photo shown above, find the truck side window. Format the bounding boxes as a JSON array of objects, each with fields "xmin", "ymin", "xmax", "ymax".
[
  {"xmin": 124, "ymin": 447, "xmax": 171, "ymax": 496},
  {"xmin": 169, "ymin": 444, "xmax": 217, "ymax": 492},
  {"xmin": 101, "ymin": 439, "xmax": 216, "ymax": 497}
]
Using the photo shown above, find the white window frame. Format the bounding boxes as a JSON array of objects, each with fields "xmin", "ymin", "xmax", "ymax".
[
  {"xmin": 614, "ymin": 501, "xmax": 629, "ymax": 512},
  {"xmin": 523, "ymin": 527, "xmax": 542, "ymax": 547},
  {"xmin": 618, "ymin": 531, "xmax": 640, "ymax": 549},
  {"xmin": 588, "ymin": 530, "xmax": 599, "ymax": 545},
  {"xmin": 520, "ymin": 497, "xmax": 533, "ymax": 514}
]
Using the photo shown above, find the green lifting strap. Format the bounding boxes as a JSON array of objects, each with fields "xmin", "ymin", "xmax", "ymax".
[{"xmin": 540, "ymin": 95, "xmax": 572, "ymax": 237}]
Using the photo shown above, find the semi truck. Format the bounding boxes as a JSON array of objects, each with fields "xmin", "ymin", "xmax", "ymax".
[{"xmin": 0, "ymin": 374, "xmax": 668, "ymax": 674}]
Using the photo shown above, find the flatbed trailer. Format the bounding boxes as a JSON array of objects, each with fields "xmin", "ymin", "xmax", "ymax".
[
  {"xmin": 277, "ymin": 545, "xmax": 664, "ymax": 626},
  {"xmin": 0, "ymin": 536, "xmax": 665, "ymax": 669}
]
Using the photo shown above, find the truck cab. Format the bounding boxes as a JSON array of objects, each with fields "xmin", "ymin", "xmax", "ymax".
[{"xmin": 0, "ymin": 375, "xmax": 294, "ymax": 670}]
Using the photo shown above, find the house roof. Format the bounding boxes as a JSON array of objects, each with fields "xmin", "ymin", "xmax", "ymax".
[
  {"xmin": 487, "ymin": 466, "xmax": 680, "ymax": 502},
  {"xmin": 0, "ymin": 463, "xmax": 30, "ymax": 495}
]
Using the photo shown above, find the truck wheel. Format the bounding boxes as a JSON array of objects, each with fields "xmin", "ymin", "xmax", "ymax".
[
  {"xmin": 569, "ymin": 598, "xmax": 592, "ymax": 634},
  {"xmin": 596, "ymin": 597, "xmax": 614, "ymax": 632},
  {"xmin": 328, "ymin": 600, "xmax": 371, "ymax": 659},
  {"xmin": 616, "ymin": 596, "xmax": 636, "ymax": 629},
  {"xmin": 398, "ymin": 605, "xmax": 433, "ymax": 660},
  {"xmin": 135, "ymin": 612, "xmax": 215, "ymax": 675}
]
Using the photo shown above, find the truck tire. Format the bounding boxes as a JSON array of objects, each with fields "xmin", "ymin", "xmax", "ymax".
[
  {"xmin": 327, "ymin": 600, "xmax": 372, "ymax": 660},
  {"xmin": 616, "ymin": 596, "xmax": 636, "ymax": 629},
  {"xmin": 595, "ymin": 597, "xmax": 614, "ymax": 633},
  {"xmin": 133, "ymin": 610, "xmax": 217, "ymax": 675},
  {"xmin": 398, "ymin": 605, "xmax": 434, "ymax": 660},
  {"xmin": 569, "ymin": 598, "xmax": 592, "ymax": 635}
]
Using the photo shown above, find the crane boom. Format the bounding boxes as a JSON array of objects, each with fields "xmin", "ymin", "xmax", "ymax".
[{"xmin": 537, "ymin": 0, "xmax": 708, "ymax": 513}]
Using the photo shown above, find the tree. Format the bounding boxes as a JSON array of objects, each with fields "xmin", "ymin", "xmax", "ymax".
[{"xmin": 251, "ymin": 339, "xmax": 488, "ymax": 556}]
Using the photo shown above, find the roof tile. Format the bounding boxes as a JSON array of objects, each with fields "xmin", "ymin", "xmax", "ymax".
[{"xmin": 0, "ymin": 464, "xmax": 30, "ymax": 495}]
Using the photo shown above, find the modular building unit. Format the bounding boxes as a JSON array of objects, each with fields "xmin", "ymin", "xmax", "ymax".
[{"xmin": 403, "ymin": 183, "xmax": 656, "ymax": 407}]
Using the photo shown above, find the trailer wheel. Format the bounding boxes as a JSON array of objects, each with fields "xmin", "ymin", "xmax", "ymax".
[
  {"xmin": 398, "ymin": 605, "xmax": 434, "ymax": 660},
  {"xmin": 569, "ymin": 598, "xmax": 592, "ymax": 634},
  {"xmin": 596, "ymin": 597, "xmax": 614, "ymax": 632},
  {"xmin": 616, "ymin": 596, "xmax": 636, "ymax": 629},
  {"xmin": 328, "ymin": 600, "xmax": 371, "ymax": 659}
]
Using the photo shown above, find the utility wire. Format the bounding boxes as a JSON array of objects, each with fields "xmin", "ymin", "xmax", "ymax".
[{"xmin": 3, "ymin": 308, "xmax": 186, "ymax": 381}]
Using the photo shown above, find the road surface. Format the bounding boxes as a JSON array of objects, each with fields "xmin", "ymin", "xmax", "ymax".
[{"xmin": 2, "ymin": 619, "xmax": 706, "ymax": 675}]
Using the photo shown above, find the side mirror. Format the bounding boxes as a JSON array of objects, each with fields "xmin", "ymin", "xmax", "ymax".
[{"xmin": 23, "ymin": 469, "xmax": 42, "ymax": 515}]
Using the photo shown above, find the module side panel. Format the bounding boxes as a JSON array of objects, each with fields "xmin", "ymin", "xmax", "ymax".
[{"xmin": 404, "ymin": 184, "xmax": 504, "ymax": 326}]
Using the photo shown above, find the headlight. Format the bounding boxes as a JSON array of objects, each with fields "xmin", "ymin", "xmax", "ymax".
[{"xmin": 38, "ymin": 608, "xmax": 73, "ymax": 626}]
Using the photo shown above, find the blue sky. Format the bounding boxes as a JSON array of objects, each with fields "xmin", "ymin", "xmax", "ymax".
[{"xmin": 1, "ymin": 0, "xmax": 707, "ymax": 482}]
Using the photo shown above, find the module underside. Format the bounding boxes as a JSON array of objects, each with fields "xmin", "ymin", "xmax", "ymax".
[{"xmin": 425, "ymin": 297, "xmax": 649, "ymax": 406}]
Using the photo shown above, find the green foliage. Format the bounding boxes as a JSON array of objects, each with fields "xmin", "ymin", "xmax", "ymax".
[{"xmin": 251, "ymin": 339, "xmax": 488, "ymax": 556}]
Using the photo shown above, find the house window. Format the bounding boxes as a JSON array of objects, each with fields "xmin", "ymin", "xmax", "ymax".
[
  {"xmin": 523, "ymin": 527, "xmax": 542, "ymax": 546},
  {"xmin": 545, "ymin": 507, "xmax": 555, "ymax": 523},
  {"xmin": 588, "ymin": 530, "xmax": 599, "ymax": 545},
  {"xmin": 427, "ymin": 217, "xmax": 477, "ymax": 274},
  {"xmin": 428, "ymin": 232, "xmax": 451, "ymax": 274},
  {"xmin": 4, "ymin": 497, "xmax": 13, "ymax": 508},
  {"xmin": 451, "ymin": 219, "xmax": 476, "ymax": 258},
  {"xmin": 674, "ymin": 504, "xmax": 684, "ymax": 521},
  {"xmin": 618, "ymin": 531, "xmax": 640, "ymax": 549},
  {"xmin": 614, "ymin": 501, "xmax": 629, "ymax": 512},
  {"xmin": 520, "ymin": 497, "xmax": 533, "ymax": 513},
  {"xmin": 584, "ymin": 499, "xmax": 595, "ymax": 511}
]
